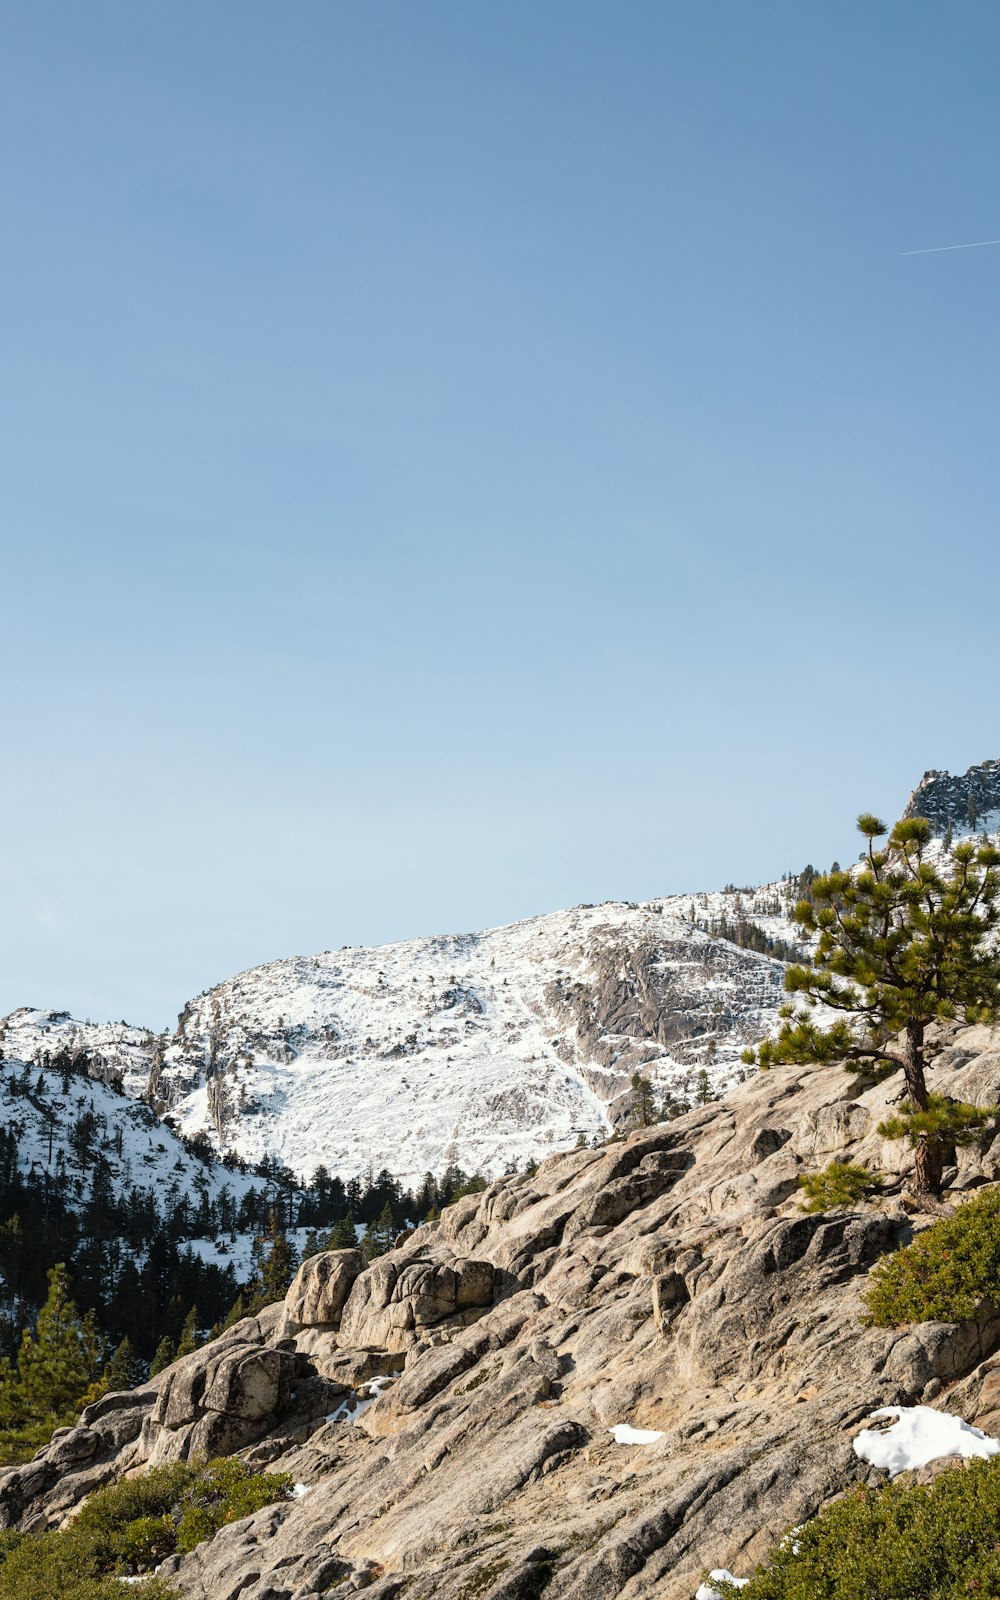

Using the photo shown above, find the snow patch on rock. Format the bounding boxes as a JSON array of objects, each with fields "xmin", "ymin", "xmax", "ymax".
[
  {"xmin": 609, "ymin": 1423, "xmax": 664, "ymax": 1445},
  {"xmin": 695, "ymin": 1571, "xmax": 749, "ymax": 1600},
  {"xmin": 852, "ymin": 1405, "xmax": 1000, "ymax": 1476}
]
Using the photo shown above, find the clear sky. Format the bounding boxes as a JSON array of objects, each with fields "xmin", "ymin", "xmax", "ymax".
[{"xmin": 3, "ymin": 1, "xmax": 1000, "ymax": 1029}]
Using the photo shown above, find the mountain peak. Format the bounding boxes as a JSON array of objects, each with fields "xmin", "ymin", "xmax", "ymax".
[{"xmin": 902, "ymin": 757, "xmax": 1000, "ymax": 835}]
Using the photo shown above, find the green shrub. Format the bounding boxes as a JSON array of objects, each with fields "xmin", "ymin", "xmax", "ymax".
[
  {"xmin": 797, "ymin": 1162, "xmax": 880, "ymax": 1213},
  {"xmin": 107, "ymin": 1515, "xmax": 176, "ymax": 1570},
  {"xmin": 174, "ymin": 1459, "xmax": 293, "ymax": 1552},
  {"xmin": 0, "ymin": 1523, "xmax": 178, "ymax": 1600},
  {"xmin": 75, "ymin": 1462, "xmax": 198, "ymax": 1536},
  {"xmin": 0, "ymin": 1458, "xmax": 292, "ymax": 1600},
  {"xmin": 712, "ymin": 1456, "xmax": 1000, "ymax": 1600},
  {"xmin": 864, "ymin": 1184, "xmax": 1000, "ymax": 1326}
]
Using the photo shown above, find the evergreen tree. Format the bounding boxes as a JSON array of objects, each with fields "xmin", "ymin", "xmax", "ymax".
[
  {"xmin": 629, "ymin": 1072, "xmax": 656, "ymax": 1128},
  {"xmin": 175, "ymin": 1306, "xmax": 203, "ymax": 1359},
  {"xmin": 104, "ymin": 1335, "xmax": 144, "ymax": 1392},
  {"xmin": 328, "ymin": 1214, "xmax": 357, "ymax": 1250},
  {"xmin": 744, "ymin": 814, "xmax": 1000, "ymax": 1195},
  {"xmin": 362, "ymin": 1202, "xmax": 396, "ymax": 1260},
  {"xmin": 16, "ymin": 1265, "xmax": 93, "ymax": 1420},
  {"xmin": 0, "ymin": 1353, "xmax": 25, "ymax": 1428},
  {"xmin": 148, "ymin": 1335, "xmax": 176, "ymax": 1376},
  {"xmin": 80, "ymin": 1309, "xmax": 106, "ymax": 1382},
  {"xmin": 249, "ymin": 1213, "xmax": 297, "ymax": 1310},
  {"xmin": 220, "ymin": 1293, "xmax": 247, "ymax": 1331}
]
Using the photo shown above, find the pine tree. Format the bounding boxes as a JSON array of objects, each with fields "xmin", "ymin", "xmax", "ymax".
[
  {"xmin": 362, "ymin": 1202, "xmax": 396, "ymax": 1260},
  {"xmin": 175, "ymin": 1306, "xmax": 203, "ymax": 1359},
  {"xmin": 80, "ymin": 1309, "xmax": 106, "ymax": 1382},
  {"xmin": 104, "ymin": 1336, "xmax": 144, "ymax": 1392},
  {"xmin": 629, "ymin": 1072, "xmax": 656, "ymax": 1128},
  {"xmin": 16, "ymin": 1265, "xmax": 93, "ymax": 1421},
  {"xmin": 149, "ymin": 1335, "xmax": 176, "ymax": 1376},
  {"xmin": 249, "ymin": 1212, "xmax": 298, "ymax": 1310},
  {"xmin": 220, "ymin": 1293, "xmax": 247, "ymax": 1331},
  {"xmin": 744, "ymin": 814, "xmax": 1000, "ymax": 1195},
  {"xmin": 328, "ymin": 1215, "xmax": 357, "ymax": 1250},
  {"xmin": 0, "ymin": 1354, "xmax": 25, "ymax": 1429}
]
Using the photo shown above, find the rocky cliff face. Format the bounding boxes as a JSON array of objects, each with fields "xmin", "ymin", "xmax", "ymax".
[
  {"xmin": 903, "ymin": 757, "xmax": 1000, "ymax": 835},
  {"xmin": 9, "ymin": 1023, "xmax": 1000, "ymax": 1599}
]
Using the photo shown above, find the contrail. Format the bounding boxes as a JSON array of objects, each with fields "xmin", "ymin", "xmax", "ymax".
[{"xmin": 900, "ymin": 238, "xmax": 1000, "ymax": 256}]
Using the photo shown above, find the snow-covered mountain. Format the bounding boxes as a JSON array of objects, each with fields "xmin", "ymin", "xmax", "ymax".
[
  {"xmin": 6, "ymin": 756, "xmax": 995, "ymax": 1188},
  {"xmin": 0, "ymin": 1058, "xmax": 247, "ymax": 1207},
  {"xmin": 0, "ymin": 1010, "xmax": 159, "ymax": 1095},
  {"xmin": 0, "ymin": 1056, "xmax": 261, "ymax": 1334},
  {"xmin": 3, "ymin": 887, "xmax": 800, "ymax": 1187}
]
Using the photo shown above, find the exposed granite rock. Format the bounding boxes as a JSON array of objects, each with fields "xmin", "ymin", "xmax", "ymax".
[
  {"xmin": 337, "ymin": 1252, "xmax": 497, "ymax": 1352},
  {"xmin": 12, "ymin": 1025, "xmax": 1000, "ymax": 1596},
  {"xmin": 282, "ymin": 1248, "xmax": 365, "ymax": 1334}
]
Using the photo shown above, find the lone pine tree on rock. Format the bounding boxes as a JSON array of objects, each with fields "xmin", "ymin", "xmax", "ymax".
[
  {"xmin": 744, "ymin": 813, "xmax": 1000, "ymax": 1195},
  {"xmin": 628, "ymin": 1071, "xmax": 656, "ymax": 1128}
]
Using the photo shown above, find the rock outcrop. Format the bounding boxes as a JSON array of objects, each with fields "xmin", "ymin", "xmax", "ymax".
[
  {"xmin": 903, "ymin": 757, "xmax": 1000, "ymax": 834},
  {"xmin": 282, "ymin": 1249, "xmax": 365, "ymax": 1335},
  {"xmin": 9, "ymin": 1025, "xmax": 1000, "ymax": 1598}
]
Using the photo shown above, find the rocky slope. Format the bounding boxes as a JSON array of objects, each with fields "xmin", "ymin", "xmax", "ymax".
[{"xmin": 8, "ymin": 1022, "xmax": 1000, "ymax": 1599}]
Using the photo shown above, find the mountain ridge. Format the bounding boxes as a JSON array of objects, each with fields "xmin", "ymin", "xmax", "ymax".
[{"xmin": 4, "ymin": 756, "xmax": 995, "ymax": 1186}]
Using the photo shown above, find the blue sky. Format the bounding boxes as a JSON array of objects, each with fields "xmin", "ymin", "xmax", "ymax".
[{"xmin": 2, "ymin": 1, "xmax": 999, "ymax": 1027}]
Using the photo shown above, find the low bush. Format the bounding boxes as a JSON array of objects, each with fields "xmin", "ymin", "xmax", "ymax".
[
  {"xmin": 864, "ymin": 1183, "xmax": 1000, "ymax": 1326},
  {"xmin": 711, "ymin": 1455, "xmax": 1000, "ymax": 1600},
  {"xmin": 797, "ymin": 1162, "xmax": 879, "ymax": 1213},
  {"xmin": 174, "ymin": 1458, "xmax": 293, "ymax": 1552},
  {"xmin": 0, "ymin": 1458, "xmax": 292, "ymax": 1600}
]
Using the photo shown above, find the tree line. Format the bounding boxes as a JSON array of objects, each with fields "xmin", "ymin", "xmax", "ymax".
[{"xmin": 0, "ymin": 1056, "xmax": 493, "ymax": 1372}]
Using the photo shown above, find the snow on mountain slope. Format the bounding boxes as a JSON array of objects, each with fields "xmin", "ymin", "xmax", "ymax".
[
  {"xmin": 149, "ymin": 889, "xmax": 799, "ymax": 1186},
  {"xmin": 0, "ymin": 895, "xmax": 807, "ymax": 1189},
  {"xmin": 0, "ymin": 1009, "xmax": 158, "ymax": 1099},
  {"xmin": 0, "ymin": 1056, "xmax": 258, "ymax": 1210},
  {"xmin": 903, "ymin": 757, "xmax": 1000, "ymax": 837}
]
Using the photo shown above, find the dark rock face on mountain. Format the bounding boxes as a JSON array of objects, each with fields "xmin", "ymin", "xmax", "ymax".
[
  {"xmin": 903, "ymin": 757, "xmax": 1000, "ymax": 834},
  {"xmin": 9, "ymin": 1023, "xmax": 1000, "ymax": 1597}
]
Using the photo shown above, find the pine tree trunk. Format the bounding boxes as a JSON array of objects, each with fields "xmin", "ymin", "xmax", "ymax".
[
  {"xmin": 902, "ymin": 1021, "xmax": 928, "ymax": 1111},
  {"xmin": 914, "ymin": 1134, "xmax": 944, "ymax": 1196},
  {"xmin": 903, "ymin": 1020, "xmax": 943, "ymax": 1196}
]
